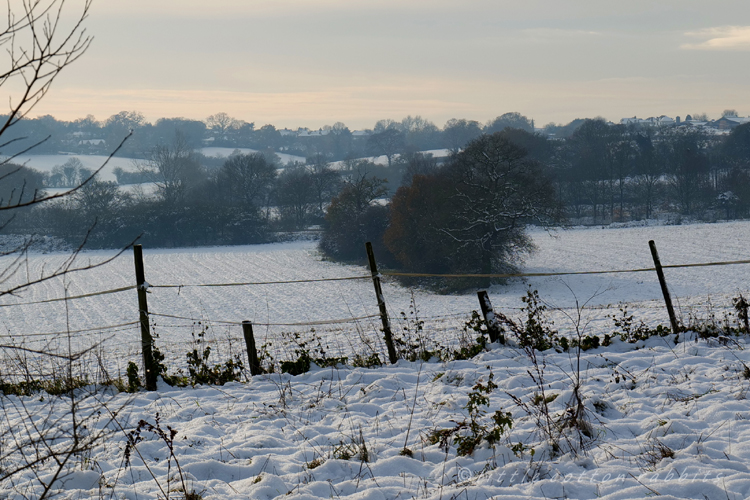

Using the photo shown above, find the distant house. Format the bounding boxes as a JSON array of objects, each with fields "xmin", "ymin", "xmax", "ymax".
[
  {"xmin": 297, "ymin": 128, "xmax": 328, "ymax": 137},
  {"xmin": 619, "ymin": 115, "xmax": 676, "ymax": 127},
  {"xmin": 656, "ymin": 115, "xmax": 675, "ymax": 125},
  {"xmin": 78, "ymin": 139, "xmax": 105, "ymax": 146},
  {"xmin": 618, "ymin": 113, "xmax": 750, "ymax": 133},
  {"xmin": 710, "ymin": 116, "xmax": 750, "ymax": 130}
]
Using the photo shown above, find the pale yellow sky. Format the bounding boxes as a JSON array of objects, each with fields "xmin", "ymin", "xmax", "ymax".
[{"xmin": 17, "ymin": 0, "xmax": 750, "ymax": 129}]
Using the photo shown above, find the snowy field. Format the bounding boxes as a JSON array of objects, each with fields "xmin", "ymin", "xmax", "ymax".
[
  {"xmin": 2, "ymin": 221, "xmax": 750, "ymax": 499},
  {"xmin": 10, "ymin": 153, "xmax": 137, "ymax": 183},
  {"xmin": 0, "ymin": 219, "xmax": 747, "ymax": 371},
  {"xmin": 200, "ymin": 147, "xmax": 306, "ymax": 165},
  {"xmin": 330, "ymin": 149, "xmax": 452, "ymax": 170}
]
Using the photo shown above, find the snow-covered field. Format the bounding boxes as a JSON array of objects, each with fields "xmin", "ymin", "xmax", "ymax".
[
  {"xmin": 330, "ymin": 149, "xmax": 452, "ymax": 170},
  {"xmin": 11, "ymin": 154, "xmax": 137, "ymax": 183},
  {"xmin": 2, "ymin": 220, "xmax": 750, "ymax": 499},
  {"xmin": 200, "ymin": 147, "xmax": 306, "ymax": 165},
  {"xmin": 1, "ymin": 220, "xmax": 747, "ymax": 369}
]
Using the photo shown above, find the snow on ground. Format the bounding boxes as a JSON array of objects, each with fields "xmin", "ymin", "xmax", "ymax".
[
  {"xmin": 200, "ymin": 147, "xmax": 306, "ymax": 165},
  {"xmin": 0, "ymin": 220, "xmax": 747, "ymax": 372},
  {"xmin": 9, "ymin": 154, "xmax": 137, "ymax": 182},
  {"xmin": 2, "ymin": 221, "xmax": 750, "ymax": 499},
  {"xmin": 43, "ymin": 182, "xmax": 160, "ymax": 199},
  {"xmin": 4, "ymin": 328, "xmax": 750, "ymax": 499},
  {"xmin": 421, "ymin": 148, "xmax": 451, "ymax": 158},
  {"xmin": 331, "ymin": 149, "xmax": 452, "ymax": 170}
]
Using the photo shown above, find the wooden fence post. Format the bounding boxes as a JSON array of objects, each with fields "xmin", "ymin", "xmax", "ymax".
[
  {"xmin": 365, "ymin": 242, "xmax": 398, "ymax": 364},
  {"xmin": 133, "ymin": 244, "xmax": 157, "ymax": 391},
  {"xmin": 476, "ymin": 290, "xmax": 503, "ymax": 343},
  {"xmin": 242, "ymin": 320, "xmax": 262, "ymax": 376},
  {"xmin": 648, "ymin": 240, "xmax": 681, "ymax": 334}
]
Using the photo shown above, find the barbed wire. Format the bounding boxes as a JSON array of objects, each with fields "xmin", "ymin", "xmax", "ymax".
[
  {"xmin": 146, "ymin": 310, "xmax": 382, "ymax": 327},
  {"xmin": 0, "ymin": 321, "xmax": 140, "ymax": 339},
  {"xmin": 151, "ymin": 275, "xmax": 372, "ymax": 289},
  {"xmin": 0, "ymin": 253, "xmax": 744, "ymax": 354},
  {"xmin": 0, "ymin": 256, "xmax": 744, "ymax": 308},
  {"xmin": 0, "ymin": 285, "xmax": 136, "ymax": 308},
  {"xmin": 379, "ymin": 258, "xmax": 750, "ymax": 279}
]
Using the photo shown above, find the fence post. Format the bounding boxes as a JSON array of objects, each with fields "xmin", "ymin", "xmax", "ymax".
[
  {"xmin": 133, "ymin": 244, "xmax": 157, "ymax": 391},
  {"xmin": 242, "ymin": 321, "xmax": 262, "ymax": 376},
  {"xmin": 476, "ymin": 290, "xmax": 502, "ymax": 343},
  {"xmin": 648, "ymin": 240, "xmax": 681, "ymax": 334},
  {"xmin": 365, "ymin": 242, "xmax": 398, "ymax": 364}
]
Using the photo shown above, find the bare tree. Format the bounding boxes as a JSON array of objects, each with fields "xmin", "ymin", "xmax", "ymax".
[
  {"xmin": 443, "ymin": 118, "xmax": 482, "ymax": 154},
  {"xmin": 104, "ymin": 110, "xmax": 145, "ymax": 151},
  {"xmin": 632, "ymin": 130, "xmax": 662, "ymax": 219},
  {"xmin": 373, "ymin": 118, "xmax": 399, "ymax": 133},
  {"xmin": 400, "ymin": 115, "xmax": 439, "ymax": 150},
  {"xmin": 663, "ymin": 128, "xmax": 711, "ymax": 215},
  {"xmin": 49, "ymin": 157, "xmax": 84, "ymax": 187},
  {"xmin": 0, "ymin": 0, "xmax": 135, "ymax": 300},
  {"xmin": 74, "ymin": 176, "xmax": 122, "ymax": 217},
  {"xmin": 485, "ymin": 112, "xmax": 534, "ymax": 134},
  {"xmin": 216, "ymin": 152, "xmax": 277, "ymax": 208},
  {"xmin": 0, "ymin": 2, "xmax": 140, "ymax": 498},
  {"xmin": 367, "ymin": 128, "xmax": 404, "ymax": 168},
  {"xmin": 205, "ymin": 112, "xmax": 240, "ymax": 138},
  {"xmin": 276, "ymin": 163, "xmax": 315, "ymax": 229},
  {"xmin": 0, "ymin": 0, "xmax": 92, "ymax": 161},
  {"xmin": 146, "ymin": 132, "xmax": 204, "ymax": 205},
  {"xmin": 306, "ymin": 153, "xmax": 340, "ymax": 215}
]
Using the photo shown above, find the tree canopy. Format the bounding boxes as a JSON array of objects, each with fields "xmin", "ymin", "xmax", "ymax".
[{"xmin": 383, "ymin": 131, "xmax": 559, "ymax": 286}]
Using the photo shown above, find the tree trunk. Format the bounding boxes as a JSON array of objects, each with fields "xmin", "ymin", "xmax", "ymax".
[{"xmin": 481, "ymin": 240, "xmax": 492, "ymax": 288}]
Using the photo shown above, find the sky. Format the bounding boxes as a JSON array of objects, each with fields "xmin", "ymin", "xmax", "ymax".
[{"xmin": 18, "ymin": 0, "xmax": 750, "ymax": 130}]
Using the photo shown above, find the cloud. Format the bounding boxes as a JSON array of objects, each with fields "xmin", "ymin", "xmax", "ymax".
[{"xmin": 682, "ymin": 26, "xmax": 750, "ymax": 51}]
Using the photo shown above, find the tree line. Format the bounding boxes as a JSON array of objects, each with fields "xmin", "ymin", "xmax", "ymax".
[
  {"xmin": 0, "ymin": 110, "xmax": 537, "ymax": 161},
  {"xmin": 3, "ymin": 112, "xmax": 750, "ymax": 280},
  {"xmin": 319, "ymin": 120, "xmax": 750, "ymax": 288},
  {"xmin": 0, "ymin": 112, "xmax": 535, "ymax": 249}
]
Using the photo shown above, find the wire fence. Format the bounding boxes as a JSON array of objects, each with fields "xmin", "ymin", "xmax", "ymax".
[
  {"xmin": 0, "ymin": 249, "xmax": 749, "ymax": 382},
  {"xmin": 378, "ymin": 258, "xmax": 750, "ymax": 278}
]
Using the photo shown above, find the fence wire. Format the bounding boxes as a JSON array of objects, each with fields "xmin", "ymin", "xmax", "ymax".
[
  {"xmin": 146, "ymin": 310, "xmax": 383, "ymax": 327},
  {"xmin": 0, "ymin": 322, "xmax": 140, "ymax": 339},
  {"xmin": 379, "ymin": 258, "xmax": 750, "ymax": 279},
  {"xmin": 0, "ymin": 285, "xmax": 136, "ymax": 308},
  {"xmin": 150, "ymin": 275, "xmax": 372, "ymax": 289},
  {"xmin": 0, "ymin": 251, "xmax": 747, "ymax": 378}
]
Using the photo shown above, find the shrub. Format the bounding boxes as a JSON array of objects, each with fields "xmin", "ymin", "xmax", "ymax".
[
  {"xmin": 395, "ymin": 293, "xmax": 442, "ymax": 361},
  {"xmin": 449, "ymin": 311, "xmax": 489, "ymax": 360},
  {"xmin": 610, "ymin": 305, "xmax": 657, "ymax": 343},
  {"xmin": 0, "ymin": 376, "xmax": 90, "ymax": 397},
  {"xmin": 429, "ymin": 371, "xmax": 513, "ymax": 456},
  {"xmin": 319, "ymin": 172, "xmax": 391, "ymax": 262},
  {"xmin": 280, "ymin": 330, "xmax": 347, "ymax": 375},
  {"xmin": 127, "ymin": 361, "xmax": 141, "ymax": 393},
  {"xmin": 124, "ymin": 413, "xmax": 200, "ymax": 500},
  {"xmin": 185, "ymin": 327, "xmax": 244, "ymax": 385},
  {"xmin": 351, "ymin": 353, "xmax": 383, "ymax": 368}
]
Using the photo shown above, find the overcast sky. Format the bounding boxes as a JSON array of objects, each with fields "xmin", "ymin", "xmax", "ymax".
[{"xmin": 29, "ymin": 0, "xmax": 750, "ymax": 129}]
